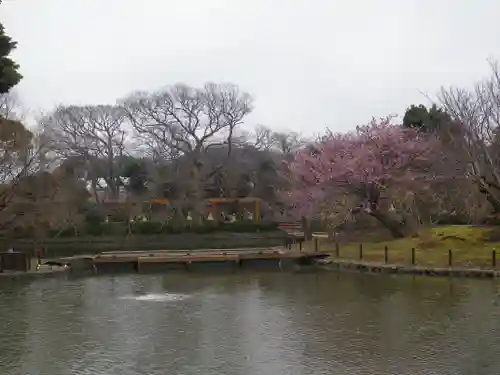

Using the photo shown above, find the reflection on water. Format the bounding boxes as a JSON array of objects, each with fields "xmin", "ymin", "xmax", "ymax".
[
  {"xmin": 1, "ymin": 272, "xmax": 500, "ymax": 375},
  {"xmin": 119, "ymin": 293, "xmax": 190, "ymax": 302}
]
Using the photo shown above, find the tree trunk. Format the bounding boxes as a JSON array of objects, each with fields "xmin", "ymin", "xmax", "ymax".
[
  {"xmin": 367, "ymin": 210, "xmax": 408, "ymax": 239},
  {"xmin": 327, "ymin": 225, "xmax": 335, "ymax": 241},
  {"xmin": 479, "ymin": 187, "xmax": 500, "ymax": 214},
  {"xmin": 301, "ymin": 216, "xmax": 312, "ymax": 240}
]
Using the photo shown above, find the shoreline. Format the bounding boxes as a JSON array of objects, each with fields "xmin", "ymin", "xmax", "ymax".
[
  {"xmin": 0, "ymin": 266, "xmax": 69, "ymax": 280},
  {"xmin": 3, "ymin": 256, "xmax": 500, "ymax": 280},
  {"xmin": 318, "ymin": 258, "xmax": 500, "ymax": 279}
]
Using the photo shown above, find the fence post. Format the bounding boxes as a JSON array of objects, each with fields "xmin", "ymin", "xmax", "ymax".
[
  {"xmin": 314, "ymin": 237, "xmax": 318, "ymax": 252},
  {"xmin": 448, "ymin": 249, "xmax": 452, "ymax": 267},
  {"xmin": 335, "ymin": 241, "xmax": 340, "ymax": 258},
  {"xmin": 411, "ymin": 248, "xmax": 416, "ymax": 266},
  {"xmin": 493, "ymin": 250, "xmax": 497, "ymax": 269},
  {"xmin": 359, "ymin": 243, "xmax": 363, "ymax": 261},
  {"xmin": 384, "ymin": 245, "xmax": 388, "ymax": 264}
]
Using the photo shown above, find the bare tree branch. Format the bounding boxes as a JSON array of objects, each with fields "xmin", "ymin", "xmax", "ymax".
[
  {"xmin": 122, "ymin": 83, "xmax": 252, "ymax": 159},
  {"xmin": 121, "ymin": 83, "xmax": 253, "ymax": 216},
  {"xmin": 0, "ymin": 91, "xmax": 22, "ymax": 120},
  {"xmin": 438, "ymin": 59, "xmax": 500, "ymax": 212},
  {"xmin": 41, "ymin": 104, "xmax": 129, "ymax": 201}
]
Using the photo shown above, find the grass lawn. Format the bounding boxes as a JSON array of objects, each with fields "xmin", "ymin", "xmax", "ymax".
[{"xmin": 303, "ymin": 225, "xmax": 500, "ymax": 269}]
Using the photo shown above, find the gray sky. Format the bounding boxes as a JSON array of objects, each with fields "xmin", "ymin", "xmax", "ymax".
[{"xmin": 3, "ymin": 0, "xmax": 500, "ymax": 134}]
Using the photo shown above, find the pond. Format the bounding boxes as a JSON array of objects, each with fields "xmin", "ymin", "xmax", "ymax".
[{"xmin": 1, "ymin": 271, "xmax": 500, "ymax": 375}]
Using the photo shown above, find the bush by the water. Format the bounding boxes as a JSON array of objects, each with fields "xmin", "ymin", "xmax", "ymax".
[
  {"xmin": 9, "ymin": 220, "xmax": 279, "ymax": 238},
  {"xmin": 436, "ymin": 213, "xmax": 471, "ymax": 225}
]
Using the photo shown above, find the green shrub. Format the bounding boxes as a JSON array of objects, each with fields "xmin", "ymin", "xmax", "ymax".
[
  {"xmin": 166, "ymin": 216, "xmax": 188, "ymax": 233},
  {"xmin": 78, "ymin": 221, "xmax": 126, "ymax": 236},
  {"xmin": 219, "ymin": 220, "xmax": 277, "ymax": 232},
  {"xmin": 47, "ymin": 227, "xmax": 78, "ymax": 238},
  {"xmin": 436, "ymin": 213, "xmax": 471, "ymax": 225},
  {"xmin": 191, "ymin": 221, "xmax": 218, "ymax": 234},
  {"xmin": 10, "ymin": 226, "xmax": 33, "ymax": 239},
  {"xmin": 255, "ymin": 221, "xmax": 279, "ymax": 232},
  {"xmin": 84, "ymin": 222, "xmax": 103, "ymax": 236},
  {"xmin": 84, "ymin": 207, "xmax": 106, "ymax": 226},
  {"xmin": 130, "ymin": 220, "xmax": 277, "ymax": 234},
  {"xmin": 4, "ymin": 219, "xmax": 281, "ymax": 239},
  {"xmin": 107, "ymin": 207, "xmax": 133, "ymax": 222},
  {"xmin": 482, "ymin": 214, "xmax": 500, "ymax": 226},
  {"xmin": 131, "ymin": 221, "xmax": 164, "ymax": 235},
  {"xmin": 84, "ymin": 221, "xmax": 127, "ymax": 236},
  {"xmin": 100, "ymin": 222, "xmax": 127, "ymax": 236}
]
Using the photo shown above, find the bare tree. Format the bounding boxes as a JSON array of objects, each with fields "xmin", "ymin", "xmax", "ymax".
[
  {"xmin": 41, "ymin": 104, "xmax": 129, "ymax": 202},
  {"xmin": 238, "ymin": 126, "xmax": 310, "ymax": 211},
  {"xmin": 123, "ymin": 83, "xmax": 252, "ymax": 158},
  {"xmin": 251, "ymin": 125, "xmax": 308, "ymax": 159},
  {"xmin": 0, "ymin": 116, "xmax": 33, "ymax": 182},
  {"xmin": 0, "ymin": 115, "xmax": 56, "ymax": 237},
  {"xmin": 122, "ymin": 83, "xmax": 253, "ymax": 217},
  {"xmin": 0, "ymin": 164, "xmax": 93, "ymax": 245},
  {"xmin": 438, "ymin": 59, "xmax": 500, "ymax": 212},
  {"xmin": 0, "ymin": 92, "xmax": 33, "ymax": 179},
  {"xmin": 0, "ymin": 91, "xmax": 22, "ymax": 119}
]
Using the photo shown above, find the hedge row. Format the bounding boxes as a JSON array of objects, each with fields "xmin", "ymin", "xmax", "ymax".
[
  {"xmin": 8, "ymin": 220, "xmax": 279, "ymax": 239},
  {"xmin": 482, "ymin": 215, "xmax": 500, "ymax": 226}
]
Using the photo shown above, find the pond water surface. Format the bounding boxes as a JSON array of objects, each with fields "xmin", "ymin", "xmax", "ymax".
[{"xmin": 1, "ymin": 271, "xmax": 500, "ymax": 375}]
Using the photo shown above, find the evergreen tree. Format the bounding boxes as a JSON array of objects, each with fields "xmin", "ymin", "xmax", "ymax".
[
  {"xmin": 0, "ymin": 2, "xmax": 22, "ymax": 93},
  {"xmin": 402, "ymin": 104, "xmax": 452, "ymax": 134}
]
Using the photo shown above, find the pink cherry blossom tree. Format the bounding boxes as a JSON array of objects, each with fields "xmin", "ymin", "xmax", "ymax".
[{"xmin": 284, "ymin": 117, "xmax": 442, "ymax": 238}]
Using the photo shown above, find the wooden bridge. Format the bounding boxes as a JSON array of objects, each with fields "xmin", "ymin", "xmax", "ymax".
[
  {"xmin": 89, "ymin": 247, "xmax": 328, "ymax": 274},
  {"xmin": 277, "ymin": 221, "xmax": 305, "ymax": 248}
]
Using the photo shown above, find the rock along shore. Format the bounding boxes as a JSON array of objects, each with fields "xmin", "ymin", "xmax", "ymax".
[
  {"xmin": 318, "ymin": 258, "xmax": 499, "ymax": 278},
  {"xmin": 0, "ymin": 265, "xmax": 69, "ymax": 280}
]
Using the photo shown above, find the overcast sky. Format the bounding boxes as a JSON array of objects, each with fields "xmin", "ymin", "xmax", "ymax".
[{"xmin": 3, "ymin": 0, "xmax": 500, "ymax": 134}]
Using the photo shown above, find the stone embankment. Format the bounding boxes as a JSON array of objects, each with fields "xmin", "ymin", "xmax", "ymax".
[{"xmin": 318, "ymin": 258, "xmax": 499, "ymax": 278}]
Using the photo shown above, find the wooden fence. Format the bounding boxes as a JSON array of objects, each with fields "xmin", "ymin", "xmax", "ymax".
[{"xmin": 307, "ymin": 233, "xmax": 499, "ymax": 269}]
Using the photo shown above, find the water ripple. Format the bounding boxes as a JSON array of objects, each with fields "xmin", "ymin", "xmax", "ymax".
[{"xmin": 0, "ymin": 273, "xmax": 499, "ymax": 375}]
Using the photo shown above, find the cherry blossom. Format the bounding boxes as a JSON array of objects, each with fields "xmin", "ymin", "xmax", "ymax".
[{"xmin": 284, "ymin": 117, "xmax": 440, "ymax": 230}]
